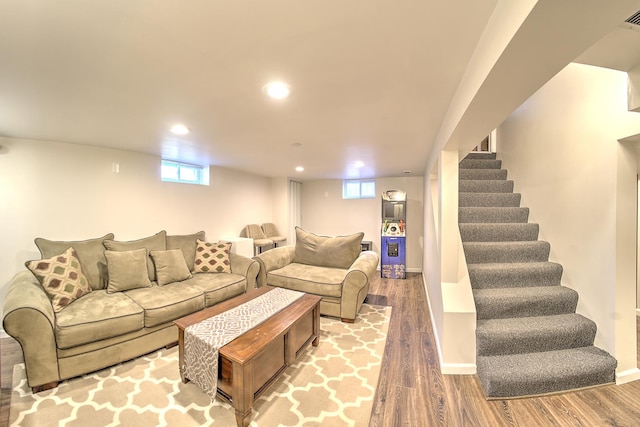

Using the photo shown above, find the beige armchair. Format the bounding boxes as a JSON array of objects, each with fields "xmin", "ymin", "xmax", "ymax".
[{"xmin": 261, "ymin": 223, "xmax": 287, "ymax": 247}]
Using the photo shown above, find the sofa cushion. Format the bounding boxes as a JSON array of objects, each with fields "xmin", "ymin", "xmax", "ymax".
[
  {"xmin": 267, "ymin": 263, "xmax": 347, "ymax": 298},
  {"xmin": 194, "ymin": 240, "xmax": 231, "ymax": 273},
  {"xmin": 150, "ymin": 249, "xmax": 192, "ymax": 286},
  {"xmin": 103, "ymin": 231, "xmax": 167, "ymax": 282},
  {"xmin": 124, "ymin": 281, "xmax": 205, "ymax": 328},
  {"xmin": 292, "ymin": 227, "xmax": 364, "ymax": 269},
  {"xmin": 185, "ymin": 272, "xmax": 247, "ymax": 307},
  {"xmin": 166, "ymin": 231, "xmax": 205, "ymax": 272},
  {"xmin": 35, "ymin": 233, "xmax": 114, "ymax": 290},
  {"xmin": 105, "ymin": 248, "xmax": 153, "ymax": 293},
  {"xmin": 55, "ymin": 289, "xmax": 144, "ymax": 349},
  {"xmin": 26, "ymin": 247, "xmax": 93, "ymax": 313}
]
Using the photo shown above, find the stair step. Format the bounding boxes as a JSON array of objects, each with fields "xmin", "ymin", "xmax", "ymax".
[
  {"xmin": 476, "ymin": 314, "xmax": 597, "ymax": 356},
  {"xmin": 464, "ymin": 152, "xmax": 496, "ymax": 160},
  {"xmin": 459, "ymin": 207, "xmax": 529, "ymax": 223},
  {"xmin": 468, "ymin": 262, "xmax": 563, "ymax": 289},
  {"xmin": 459, "ymin": 159, "xmax": 502, "ymax": 169},
  {"xmin": 477, "ymin": 346, "xmax": 617, "ymax": 398},
  {"xmin": 473, "ymin": 286, "xmax": 579, "ymax": 319},
  {"xmin": 459, "ymin": 169, "xmax": 507, "ymax": 180},
  {"xmin": 460, "ymin": 223, "xmax": 538, "ymax": 242},
  {"xmin": 459, "ymin": 180, "xmax": 514, "ymax": 193},
  {"xmin": 459, "ymin": 193, "xmax": 521, "ymax": 207},
  {"xmin": 463, "ymin": 241, "xmax": 550, "ymax": 264}
]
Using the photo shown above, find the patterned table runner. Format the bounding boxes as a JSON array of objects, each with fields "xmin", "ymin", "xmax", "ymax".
[{"xmin": 183, "ymin": 287, "xmax": 305, "ymax": 400}]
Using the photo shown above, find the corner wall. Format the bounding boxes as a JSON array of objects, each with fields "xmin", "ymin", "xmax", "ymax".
[{"xmin": 497, "ymin": 63, "xmax": 640, "ymax": 379}]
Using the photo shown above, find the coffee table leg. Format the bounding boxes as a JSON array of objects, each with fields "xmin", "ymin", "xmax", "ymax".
[
  {"xmin": 312, "ymin": 304, "xmax": 320, "ymax": 346},
  {"xmin": 232, "ymin": 360, "xmax": 254, "ymax": 427}
]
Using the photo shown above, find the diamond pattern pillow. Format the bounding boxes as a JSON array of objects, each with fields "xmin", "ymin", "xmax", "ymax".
[
  {"xmin": 194, "ymin": 240, "xmax": 232, "ymax": 273},
  {"xmin": 26, "ymin": 247, "xmax": 92, "ymax": 312}
]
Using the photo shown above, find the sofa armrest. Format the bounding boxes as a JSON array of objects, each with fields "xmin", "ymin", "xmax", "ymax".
[
  {"xmin": 253, "ymin": 246, "xmax": 296, "ymax": 287},
  {"xmin": 229, "ymin": 252, "xmax": 260, "ymax": 290},
  {"xmin": 341, "ymin": 250, "xmax": 380, "ymax": 321},
  {"xmin": 2, "ymin": 271, "xmax": 60, "ymax": 389}
]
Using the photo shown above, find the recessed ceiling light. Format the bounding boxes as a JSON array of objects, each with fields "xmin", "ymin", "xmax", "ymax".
[
  {"xmin": 354, "ymin": 161, "xmax": 365, "ymax": 168},
  {"xmin": 295, "ymin": 166, "xmax": 304, "ymax": 172},
  {"xmin": 263, "ymin": 81, "xmax": 291, "ymax": 99},
  {"xmin": 170, "ymin": 124, "xmax": 189, "ymax": 135}
]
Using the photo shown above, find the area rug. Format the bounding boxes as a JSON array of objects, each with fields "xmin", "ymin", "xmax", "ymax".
[{"xmin": 9, "ymin": 304, "xmax": 391, "ymax": 427}]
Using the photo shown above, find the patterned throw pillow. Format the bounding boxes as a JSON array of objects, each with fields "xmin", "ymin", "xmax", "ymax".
[
  {"xmin": 26, "ymin": 247, "xmax": 92, "ymax": 312},
  {"xmin": 194, "ymin": 240, "xmax": 232, "ymax": 273}
]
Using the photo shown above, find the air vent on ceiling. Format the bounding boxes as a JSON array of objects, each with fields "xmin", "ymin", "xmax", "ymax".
[{"xmin": 625, "ymin": 10, "xmax": 640, "ymax": 26}]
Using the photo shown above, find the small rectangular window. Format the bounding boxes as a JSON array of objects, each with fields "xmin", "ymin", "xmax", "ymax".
[
  {"xmin": 342, "ymin": 179, "xmax": 376, "ymax": 199},
  {"xmin": 161, "ymin": 160, "xmax": 209, "ymax": 186}
]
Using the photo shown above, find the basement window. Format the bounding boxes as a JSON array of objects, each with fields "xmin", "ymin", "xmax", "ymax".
[
  {"xmin": 343, "ymin": 179, "xmax": 376, "ymax": 199},
  {"xmin": 161, "ymin": 160, "xmax": 209, "ymax": 186}
]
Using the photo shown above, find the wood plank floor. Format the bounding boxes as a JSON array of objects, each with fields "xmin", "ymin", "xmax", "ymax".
[{"xmin": 1, "ymin": 273, "xmax": 639, "ymax": 426}]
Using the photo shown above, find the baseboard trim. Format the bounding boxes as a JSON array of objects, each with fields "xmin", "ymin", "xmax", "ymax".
[
  {"xmin": 440, "ymin": 363, "xmax": 477, "ymax": 375},
  {"xmin": 616, "ymin": 367, "xmax": 640, "ymax": 385}
]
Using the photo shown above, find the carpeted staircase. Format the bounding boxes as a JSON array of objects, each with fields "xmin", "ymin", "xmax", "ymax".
[{"xmin": 459, "ymin": 152, "xmax": 618, "ymax": 399}]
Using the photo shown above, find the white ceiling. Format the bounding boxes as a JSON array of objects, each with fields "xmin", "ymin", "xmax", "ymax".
[{"xmin": 1, "ymin": 1, "xmax": 638, "ymax": 181}]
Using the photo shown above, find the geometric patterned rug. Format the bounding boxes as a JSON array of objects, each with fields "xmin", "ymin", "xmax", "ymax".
[{"xmin": 9, "ymin": 304, "xmax": 391, "ymax": 427}]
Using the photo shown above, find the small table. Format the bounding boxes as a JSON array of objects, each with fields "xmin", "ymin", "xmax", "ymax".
[{"xmin": 174, "ymin": 286, "xmax": 321, "ymax": 427}]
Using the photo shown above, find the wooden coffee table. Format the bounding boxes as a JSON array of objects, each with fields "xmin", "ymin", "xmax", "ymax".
[{"xmin": 174, "ymin": 286, "xmax": 321, "ymax": 427}]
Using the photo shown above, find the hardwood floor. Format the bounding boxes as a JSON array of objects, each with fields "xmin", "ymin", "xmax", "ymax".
[{"xmin": 1, "ymin": 273, "xmax": 639, "ymax": 426}]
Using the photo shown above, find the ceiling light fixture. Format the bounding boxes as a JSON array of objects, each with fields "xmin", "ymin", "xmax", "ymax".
[
  {"xmin": 295, "ymin": 166, "xmax": 304, "ymax": 172},
  {"xmin": 353, "ymin": 161, "xmax": 365, "ymax": 168},
  {"xmin": 263, "ymin": 81, "xmax": 291, "ymax": 99},
  {"xmin": 170, "ymin": 124, "xmax": 190, "ymax": 135}
]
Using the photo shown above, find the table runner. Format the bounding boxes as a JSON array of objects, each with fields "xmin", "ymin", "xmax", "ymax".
[{"xmin": 183, "ymin": 287, "xmax": 306, "ymax": 400}]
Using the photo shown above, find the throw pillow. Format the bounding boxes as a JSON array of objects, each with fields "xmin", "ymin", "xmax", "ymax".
[
  {"xmin": 292, "ymin": 227, "xmax": 364, "ymax": 269},
  {"xmin": 105, "ymin": 248, "xmax": 152, "ymax": 293},
  {"xmin": 194, "ymin": 239, "xmax": 232, "ymax": 273},
  {"xmin": 103, "ymin": 230, "xmax": 166, "ymax": 282},
  {"xmin": 166, "ymin": 231, "xmax": 205, "ymax": 272},
  {"xmin": 35, "ymin": 233, "xmax": 114, "ymax": 290},
  {"xmin": 150, "ymin": 249, "xmax": 193, "ymax": 286},
  {"xmin": 25, "ymin": 247, "xmax": 92, "ymax": 312}
]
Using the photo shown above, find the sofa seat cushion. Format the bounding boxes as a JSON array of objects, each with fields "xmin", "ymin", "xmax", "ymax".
[
  {"xmin": 267, "ymin": 263, "xmax": 346, "ymax": 297},
  {"xmin": 124, "ymin": 282, "xmax": 205, "ymax": 328},
  {"xmin": 184, "ymin": 273, "xmax": 247, "ymax": 307},
  {"xmin": 55, "ymin": 290, "xmax": 144, "ymax": 349}
]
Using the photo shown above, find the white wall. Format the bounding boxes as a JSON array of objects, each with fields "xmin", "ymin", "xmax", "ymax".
[
  {"xmin": 497, "ymin": 63, "xmax": 640, "ymax": 378},
  {"xmin": 300, "ymin": 176, "xmax": 424, "ymax": 272},
  {"xmin": 0, "ymin": 137, "xmax": 274, "ymax": 313}
]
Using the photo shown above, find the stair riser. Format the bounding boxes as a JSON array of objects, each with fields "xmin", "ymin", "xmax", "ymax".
[
  {"xmin": 460, "ymin": 223, "xmax": 538, "ymax": 242},
  {"xmin": 468, "ymin": 263, "xmax": 563, "ymax": 289},
  {"xmin": 464, "ymin": 152, "xmax": 497, "ymax": 160},
  {"xmin": 459, "ymin": 193, "xmax": 521, "ymax": 207},
  {"xmin": 459, "ymin": 207, "xmax": 529, "ymax": 223},
  {"xmin": 459, "ymin": 180, "xmax": 514, "ymax": 193},
  {"xmin": 474, "ymin": 289, "xmax": 578, "ymax": 320},
  {"xmin": 459, "ymin": 159, "xmax": 502, "ymax": 169},
  {"xmin": 476, "ymin": 318, "xmax": 597, "ymax": 356},
  {"xmin": 463, "ymin": 242, "xmax": 550, "ymax": 264},
  {"xmin": 459, "ymin": 169, "xmax": 507, "ymax": 180}
]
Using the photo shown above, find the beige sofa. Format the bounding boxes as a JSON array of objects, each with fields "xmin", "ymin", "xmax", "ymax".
[
  {"xmin": 254, "ymin": 227, "xmax": 379, "ymax": 322},
  {"xmin": 2, "ymin": 230, "xmax": 259, "ymax": 392}
]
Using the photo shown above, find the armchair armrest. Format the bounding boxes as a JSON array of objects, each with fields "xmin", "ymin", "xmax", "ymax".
[
  {"xmin": 229, "ymin": 252, "xmax": 260, "ymax": 290},
  {"xmin": 253, "ymin": 246, "xmax": 296, "ymax": 287},
  {"xmin": 2, "ymin": 271, "xmax": 60, "ymax": 390},
  {"xmin": 341, "ymin": 250, "xmax": 380, "ymax": 322}
]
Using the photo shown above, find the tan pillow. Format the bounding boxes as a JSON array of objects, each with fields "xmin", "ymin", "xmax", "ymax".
[
  {"xmin": 292, "ymin": 227, "xmax": 364, "ymax": 269},
  {"xmin": 194, "ymin": 240, "xmax": 231, "ymax": 273},
  {"xmin": 26, "ymin": 247, "xmax": 92, "ymax": 312},
  {"xmin": 105, "ymin": 248, "xmax": 152, "ymax": 293},
  {"xmin": 103, "ymin": 231, "xmax": 166, "ymax": 282},
  {"xmin": 35, "ymin": 233, "xmax": 114, "ymax": 290},
  {"xmin": 150, "ymin": 249, "xmax": 193, "ymax": 286},
  {"xmin": 166, "ymin": 231, "xmax": 205, "ymax": 272}
]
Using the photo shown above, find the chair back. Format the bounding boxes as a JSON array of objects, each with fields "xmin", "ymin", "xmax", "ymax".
[
  {"xmin": 261, "ymin": 223, "xmax": 281, "ymax": 238},
  {"xmin": 246, "ymin": 224, "xmax": 268, "ymax": 240}
]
